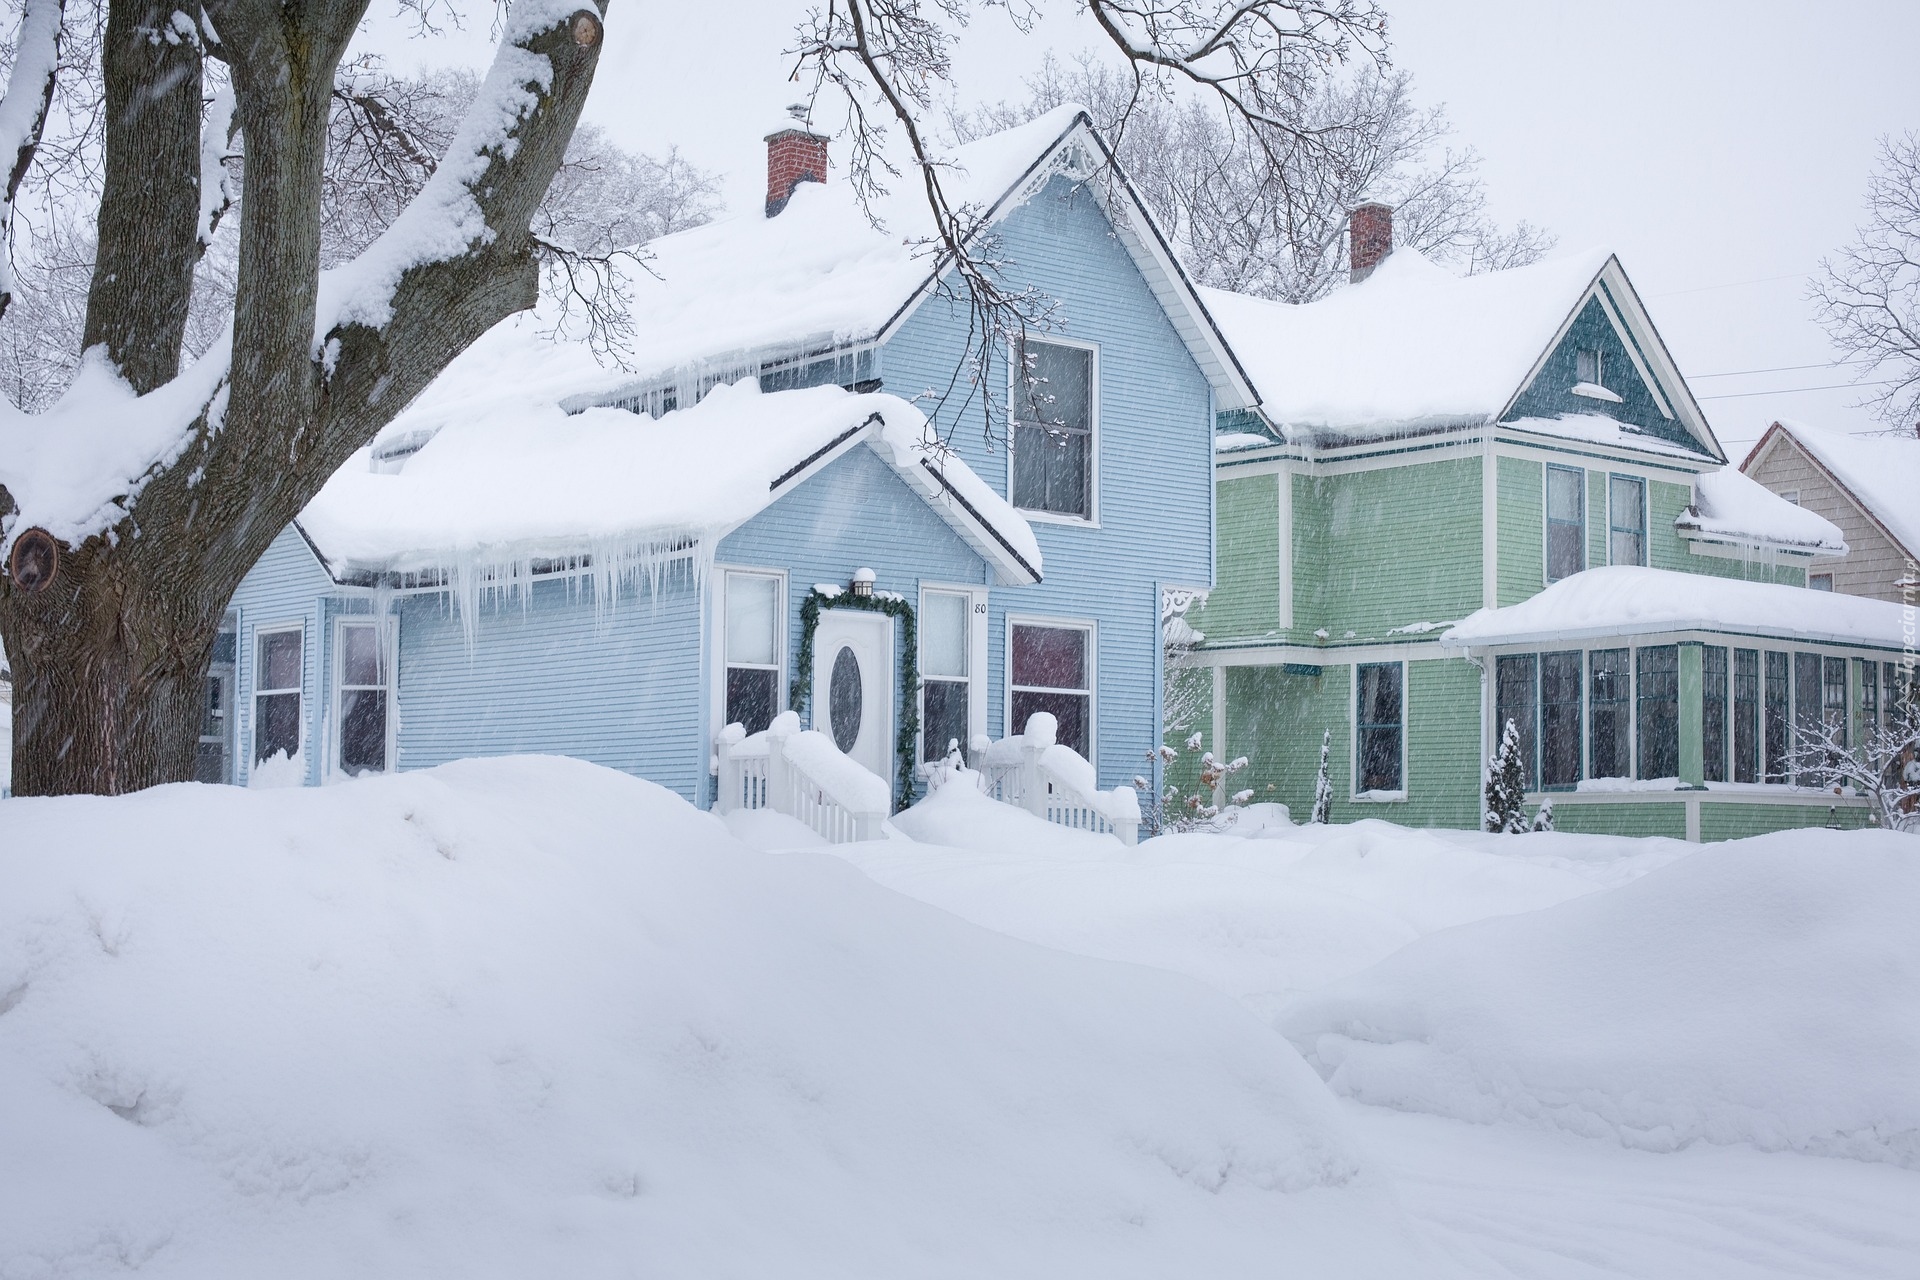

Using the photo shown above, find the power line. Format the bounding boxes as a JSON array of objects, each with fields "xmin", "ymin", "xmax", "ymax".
[
  {"xmin": 1695, "ymin": 380, "xmax": 1896, "ymax": 401},
  {"xmin": 1689, "ymin": 358, "xmax": 1875, "ymax": 380}
]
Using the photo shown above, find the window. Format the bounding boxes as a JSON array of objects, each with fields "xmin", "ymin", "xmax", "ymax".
[
  {"xmin": 1495, "ymin": 654, "xmax": 1538, "ymax": 790},
  {"xmin": 1636, "ymin": 646, "xmax": 1679, "ymax": 780},
  {"xmin": 1576, "ymin": 347, "xmax": 1603, "ymax": 385},
  {"xmin": 920, "ymin": 590, "xmax": 972, "ymax": 763},
  {"xmin": 724, "ymin": 572, "xmax": 781, "ymax": 735},
  {"xmin": 1733, "ymin": 648, "xmax": 1760, "ymax": 783},
  {"xmin": 1764, "ymin": 652, "xmax": 1790, "ymax": 782},
  {"xmin": 1010, "ymin": 622, "xmax": 1092, "ymax": 757},
  {"xmin": 1011, "ymin": 339, "xmax": 1094, "ymax": 519},
  {"xmin": 1589, "ymin": 648, "xmax": 1631, "ymax": 779},
  {"xmin": 1822, "ymin": 656, "xmax": 1848, "ymax": 751},
  {"xmin": 1355, "ymin": 663, "xmax": 1404, "ymax": 794},
  {"xmin": 1608, "ymin": 475, "xmax": 1646, "ymax": 566},
  {"xmin": 253, "ymin": 627, "xmax": 303, "ymax": 765},
  {"xmin": 196, "ymin": 626, "xmax": 237, "ymax": 785},
  {"xmin": 1792, "ymin": 652, "xmax": 1822, "ymax": 784},
  {"xmin": 1546, "ymin": 465, "xmax": 1586, "ymax": 582},
  {"xmin": 1780, "ymin": 489, "xmax": 1800, "ymax": 505},
  {"xmin": 1863, "ymin": 660, "xmax": 1879, "ymax": 731},
  {"xmin": 1703, "ymin": 645, "xmax": 1728, "ymax": 783},
  {"xmin": 336, "ymin": 621, "xmax": 391, "ymax": 776},
  {"xmin": 1809, "ymin": 573, "xmax": 1833, "ymax": 592},
  {"xmin": 1541, "ymin": 650, "xmax": 1583, "ymax": 789}
]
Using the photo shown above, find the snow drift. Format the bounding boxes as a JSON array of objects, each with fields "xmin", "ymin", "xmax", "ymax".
[
  {"xmin": 1276, "ymin": 831, "xmax": 1920, "ymax": 1166},
  {"xmin": 0, "ymin": 757, "xmax": 1445, "ymax": 1278}
]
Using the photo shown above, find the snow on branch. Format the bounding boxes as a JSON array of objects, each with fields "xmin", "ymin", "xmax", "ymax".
[
  {"xmin": 1789, "ymin": 693, "xmax": 1920, "ymax": 833},
  {"xmin": 0, "ymin": 0, "xmax": 66, "ymax": 317},
  {"xmin": 197, "ymin": 85, "xmax": 239, "ymax": 246}
]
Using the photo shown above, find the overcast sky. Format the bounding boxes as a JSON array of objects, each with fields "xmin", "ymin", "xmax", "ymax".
[{"xmin": 371, "ymin": 0, "xmax": 1919, "ymax": 455}]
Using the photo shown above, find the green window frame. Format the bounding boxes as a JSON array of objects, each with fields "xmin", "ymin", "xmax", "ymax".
[
  {"xmin": 1545, "ymin": 464, "xmax": 1586, "ymax": 582},
  {"xmin": 1608, "ymin": 474, "xmax": 1646, "ymax": 567}
]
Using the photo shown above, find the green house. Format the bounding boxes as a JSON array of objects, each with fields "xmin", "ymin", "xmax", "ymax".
[{"xmin": 1182, "ymin": 214, "xmax": 1915, "ymax": 840}]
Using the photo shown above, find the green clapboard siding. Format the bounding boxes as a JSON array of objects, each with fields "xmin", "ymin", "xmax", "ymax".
[
  {"xmin": 1197, "ymin": 472, "xmax": 1281, "ymax": 642},
  {"xmin": 1224, "ymin": 663, "xmax": 1349, "ymax": 817},
  {"xmin": 1649, "ymin": 478, "xmax": 1695, "ymax": 571},
  {"xmin": 1699, "ymin": 802, "xmax": 1872, "ymax": 841},
  {"xmin": 1404, "ymin": 658, "xmax": 1484, "ymax": 828},
  {"xmin": 1498, "ymin": 455, "xmax": 1544, "ymax": 605},
  {"xmin": 1296, "ymin": 457, "xmax": 1483, "ymax": 639},
  {"xmin": 1549, "ymin": 801, "xmax": 1688, "ymax": 839}
]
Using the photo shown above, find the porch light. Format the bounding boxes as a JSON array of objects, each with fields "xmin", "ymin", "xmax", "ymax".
[{"xmin": 850, "ymin": 567, "xmax": 876, "ymax": 598}]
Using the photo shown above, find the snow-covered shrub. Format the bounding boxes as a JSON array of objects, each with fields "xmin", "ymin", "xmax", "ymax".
[
  {"xmin": 1484, "ymin": 719, "xmax": 1528, "ymax": 833},
  {"xmin": 1309, "ymin": 729, "xmax": 1333, "ymax": 825},
  {"xmin": 1530, "ymin": 797, "xmax": 1556, "ymax": 833}
]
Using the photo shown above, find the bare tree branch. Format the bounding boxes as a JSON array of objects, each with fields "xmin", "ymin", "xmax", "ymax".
[{"xmin": 1812, "ymin": 132, "xmax": 1920, "ymax": 432}]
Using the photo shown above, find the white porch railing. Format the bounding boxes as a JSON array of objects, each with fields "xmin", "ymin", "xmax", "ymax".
[
  {"xmin": 716, "ymin": 711, "xmax": 889, "ymax": 844},
  {"xmin": 974, "ymin": 712, "xmax": 1140, "ymax": 846}
]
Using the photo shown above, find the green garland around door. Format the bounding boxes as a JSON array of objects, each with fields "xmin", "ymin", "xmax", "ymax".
[{"xmin": 791, "ymin": 583, "xmax": 920, "ymax": 811}]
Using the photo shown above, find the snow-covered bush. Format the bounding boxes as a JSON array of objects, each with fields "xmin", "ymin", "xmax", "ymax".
[
  {"xmin": 1484, "ymin": 719, "xmax": 1528, "ymax": 833},
  {"xmin": 1310, "ymin": 729, "xmax": 1333, "ymax": 825}
]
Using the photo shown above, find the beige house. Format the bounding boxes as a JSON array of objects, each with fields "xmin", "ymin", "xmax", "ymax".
[{"xmin": 1742, "ymin": 421, "xmax": 1919, "ymax": 601}]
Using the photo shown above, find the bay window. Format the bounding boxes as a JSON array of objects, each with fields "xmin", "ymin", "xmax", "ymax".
[{"xmin": 253, "ymin": 626, "xmax": 303, "ymax": 765}]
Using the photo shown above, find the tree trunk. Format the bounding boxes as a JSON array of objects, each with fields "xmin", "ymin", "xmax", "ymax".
[
  {"xmin": 0, "ymin": 1, "xmax": 605, "ymax": 797},
  {"xmin": 1, "ymin": 536, "xmax": 226, "ymax": 794}
]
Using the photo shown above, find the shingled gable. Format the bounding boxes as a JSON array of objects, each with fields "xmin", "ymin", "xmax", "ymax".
[
  {"xmin": 578, "ymin": 105, "xmax": 1259, "ymax": 417},
  {"xmin": 1203, "ymin": 248, "xmax": 1723, "ymax": 461}
]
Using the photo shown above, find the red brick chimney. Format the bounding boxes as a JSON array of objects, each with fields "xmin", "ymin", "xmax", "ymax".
[
  {"xmin": 1349, "ymin": 201, "xmax": 1393, "ymax": 283},
  {"xmin": 765, "ymin": 107, "xmax": 829, "ymax": 218}
]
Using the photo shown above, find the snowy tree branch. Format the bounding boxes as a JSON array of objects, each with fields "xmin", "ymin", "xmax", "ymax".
[{"xmin": 0, "ymin": 0, "xmax": 65, "ymax": 319}]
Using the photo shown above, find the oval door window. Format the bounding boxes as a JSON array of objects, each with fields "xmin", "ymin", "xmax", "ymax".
[{"xmin": 829, "ymin": 646, "xmax": 863, "ymax": 752}]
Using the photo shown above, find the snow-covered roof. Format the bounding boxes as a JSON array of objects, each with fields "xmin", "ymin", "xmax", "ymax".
[
  {"xmin": 594, "ymin": 104, "xmax": 1255, "ymax": 412},
  {"xmin": 1200, "ymin": 248, "xmax": 1718, "ymax": 458},
  {"xmin": 1675, "ymin": 467, "xmax": 1847, "ymax": 556},
  {"xmin": 299, "ymin": 320, "xmax": 1040, "ymax": 587},
  {"xmin": 1440, "ymin": 566, "xmax": 1906, "ymax": 650},
  {"xmin": 1748, "ymin": 421, "xmax": 1920, "ymax": 559}
]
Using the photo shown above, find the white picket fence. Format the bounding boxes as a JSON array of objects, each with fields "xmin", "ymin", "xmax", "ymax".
[
  {"xmin": 717, "ymin": 711, "xmax": 1138, "ymax": 847},
  {"xmin": 974, "ymin": 712, "xmax": 1140, "ymax": 845},
  {"xmin": 715, "ymin": 712, "xmax": 888, "ymax": 844}
]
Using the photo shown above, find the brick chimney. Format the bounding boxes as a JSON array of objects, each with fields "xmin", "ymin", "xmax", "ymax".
[
  {"xmin": 1349, "ymin": 201, "xmax": 1393, "ymax": 283},
  {"xmin": 765, "ymin": 106, "xmax": 828, "ymax": 218}
]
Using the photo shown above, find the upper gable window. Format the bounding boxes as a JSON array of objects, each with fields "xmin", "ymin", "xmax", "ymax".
[
  {"xmin": 1576, "ymin": 348, "xmax": 1603, "ymax": 386},
  {"xmin": 1011, "ymin": 339, "xmax": 1095, "ymax": 521}
]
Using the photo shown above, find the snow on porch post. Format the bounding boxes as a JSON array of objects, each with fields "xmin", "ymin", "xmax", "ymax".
[
  {"xmin": 1678, "ymin": 642, "xmax": 1705, "ymax": 789},
  {"xmin": 1020, "ymin": 712, "xmax": 1056, "ymax": 819},
  {"xmin": 766, "ymin": 711, "xmax": 800, "ymax": 815}
]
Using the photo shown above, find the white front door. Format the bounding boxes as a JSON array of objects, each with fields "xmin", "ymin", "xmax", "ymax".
[{"xmin": 812, "ymin": 610, "xmax": 893, "ymax": 782}]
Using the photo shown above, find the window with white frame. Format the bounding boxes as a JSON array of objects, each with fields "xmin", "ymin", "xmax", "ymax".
[
  {"xmin": 1011, "ymin": 339, "xmax": 1094, "ymax": 520},
  {"xmin": 253, "ymin": 626, "xmax": 303, "ymax": 765},
  {"xmin": 1546, "ymin": 464, "xmax": 1586, "ymax": 582},
  {"xmin": 1608, "ymin": 474, "xmax": 1646, "ymax": 566},
  {"xmin": 1576, "ymin": 347, "xmax": 1604, "ymax": 386},
  {"xmin": 1354, "ymin": 662, "xmax": 1404, "ymax": 794},
  {"xmin": 920, "ymin": 589, "xmax": 972, "ymax": 763},
  {"xmin": 723, "ymin": 571, "xmax": 781, "ymax": 735},
  {"xmin": 1009, "ymin": 621, "xmax": 1092, "ymax": 757},
  {"xmin": 336, "ymin": 620, "xmax": 391, "ymax": 776}
]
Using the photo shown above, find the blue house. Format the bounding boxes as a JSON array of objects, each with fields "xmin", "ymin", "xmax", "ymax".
[{"xmin": 210, "ymin": 107, "xmax": 1256, "ymax": 813}]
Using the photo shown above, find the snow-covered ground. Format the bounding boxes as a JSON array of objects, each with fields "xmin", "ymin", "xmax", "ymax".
[{"xmin": 4, "ymin": 758, "xmax": 1916, "ymax": 1277}]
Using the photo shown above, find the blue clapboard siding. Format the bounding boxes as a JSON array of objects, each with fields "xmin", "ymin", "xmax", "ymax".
[
  {"xmin": 721, "ymin": 442, "xmax": 991, "ymax": 762},
  {"xmin": 390, "ymin": 566, "xmax": 706, "ymax": 800},
  {"xmin": 231, "ymin": 526, "xmax": 336, "ymax": 786},
  {"xmin": 880, "ymin": 173, "xmax": 1216, "ymax": 785}
]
